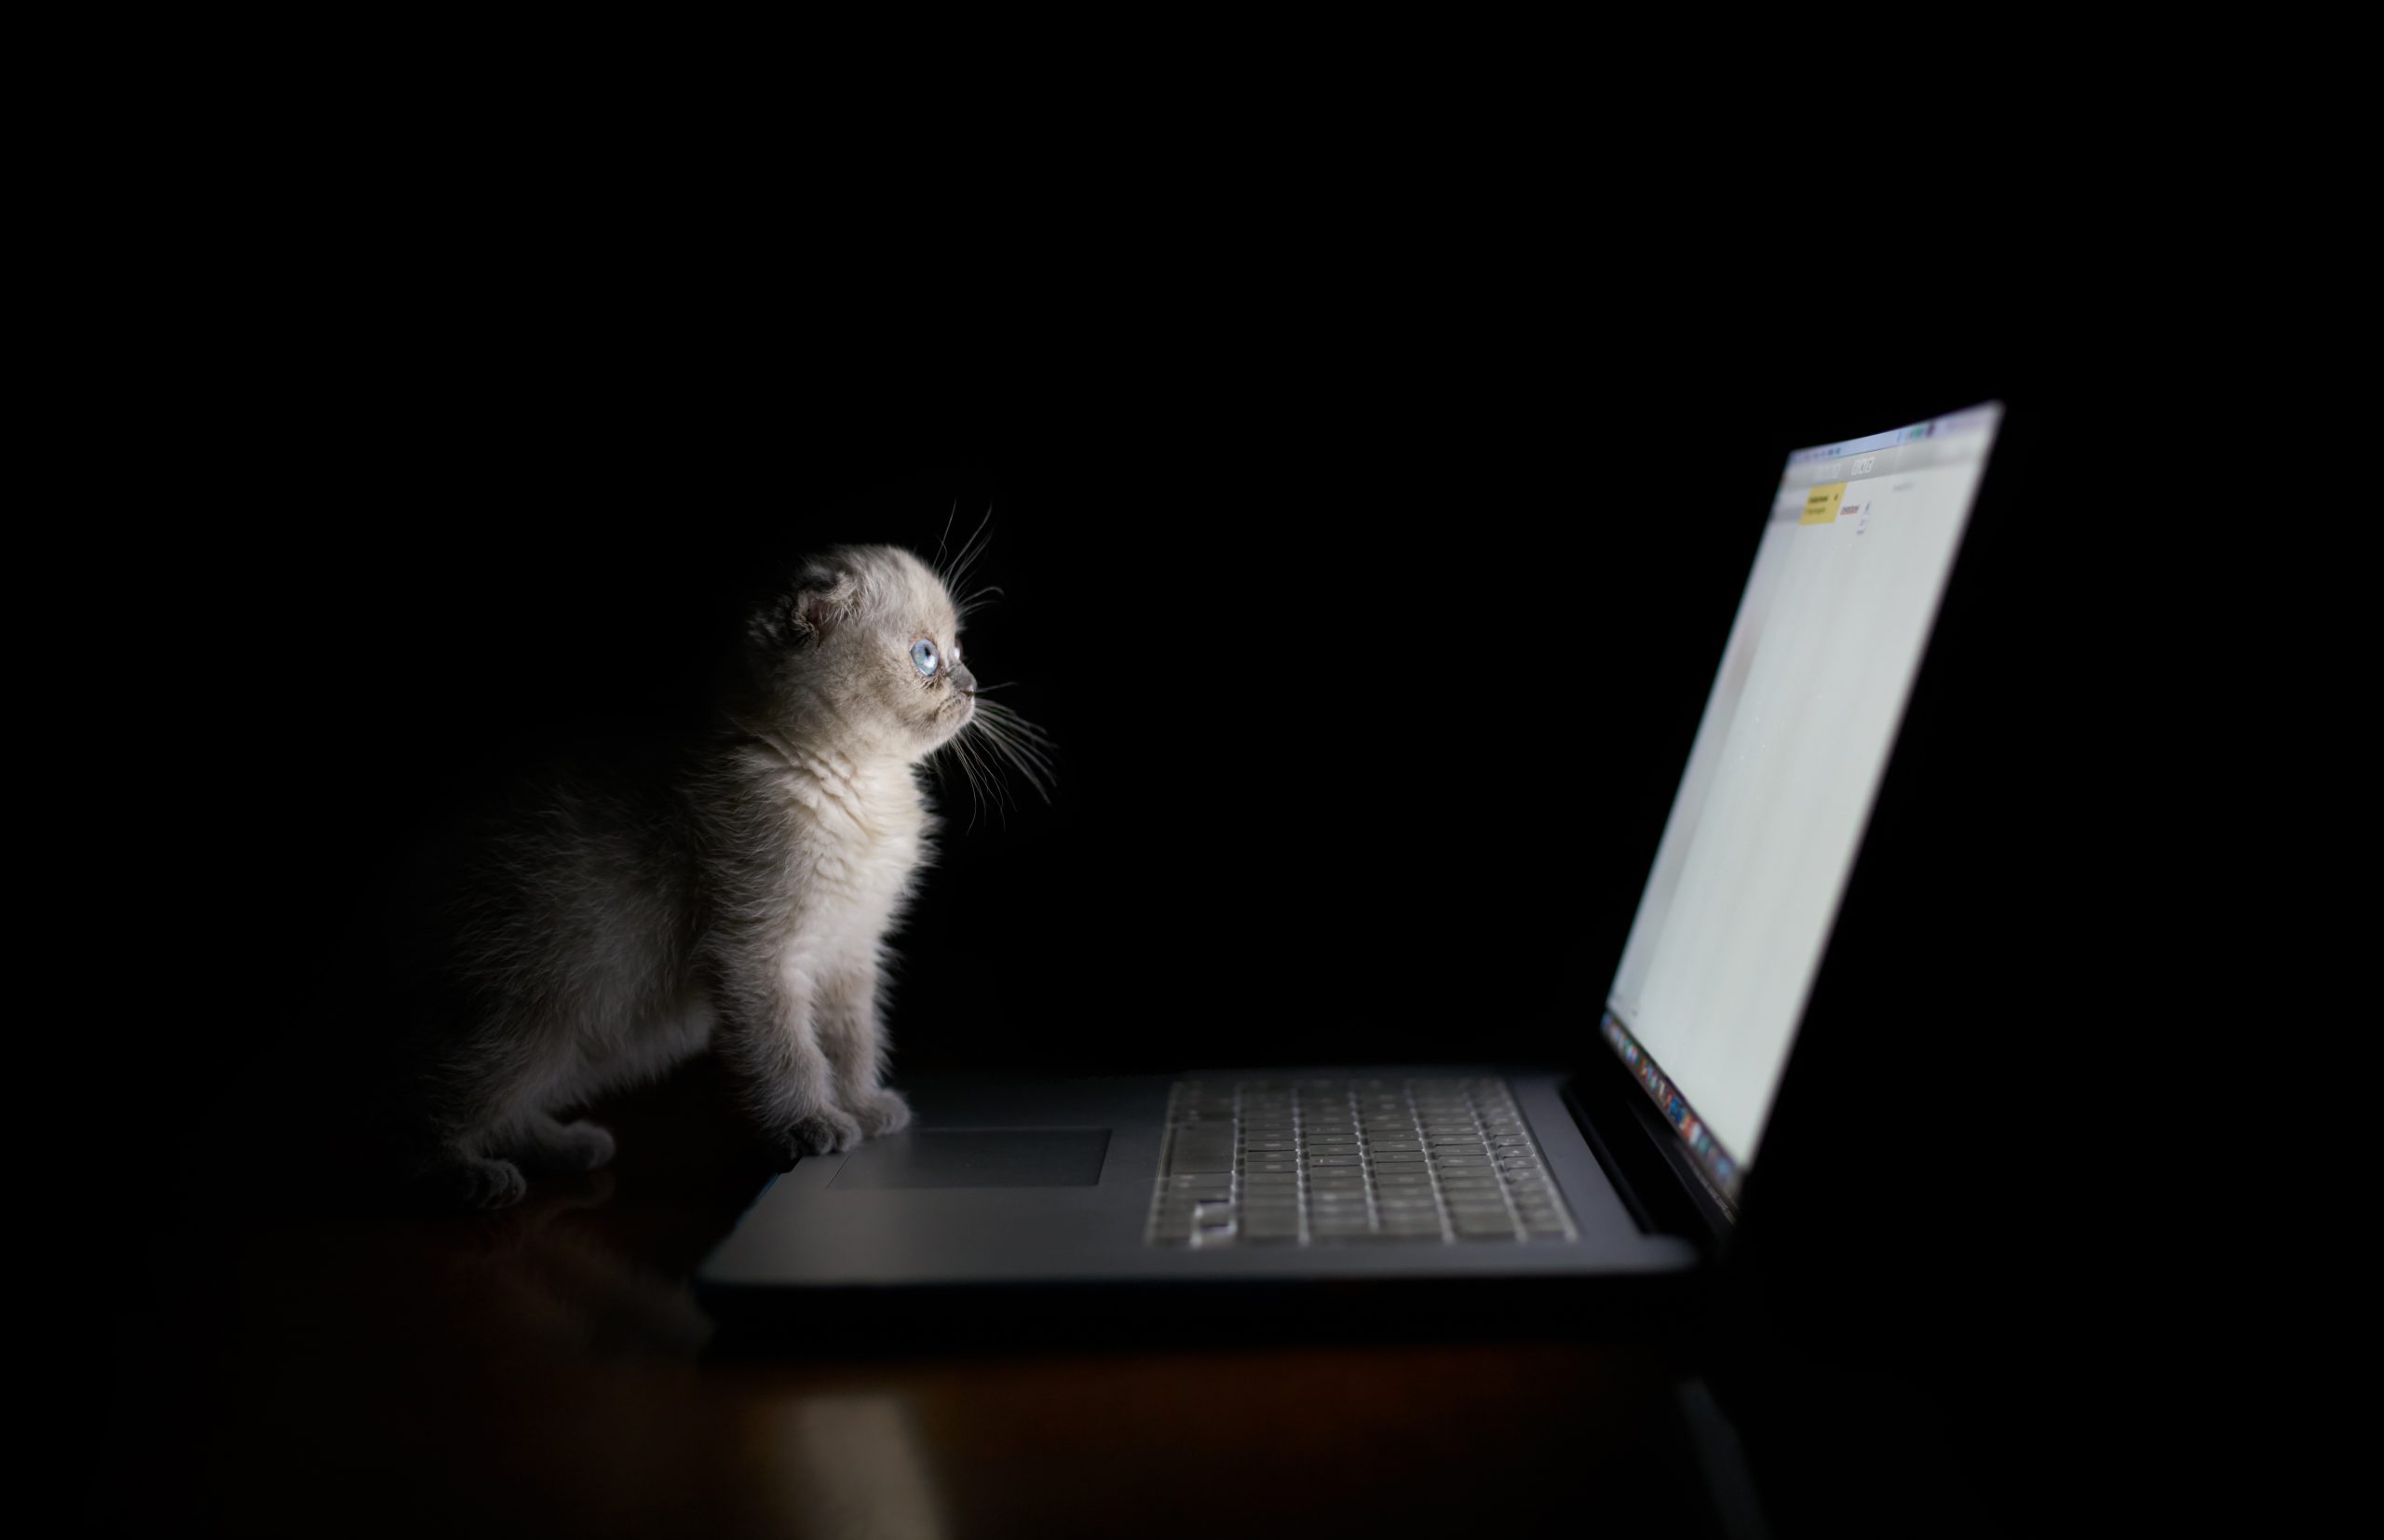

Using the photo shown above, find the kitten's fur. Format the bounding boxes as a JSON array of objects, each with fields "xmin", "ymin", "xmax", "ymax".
[{"xmin": 409, "ymin": 545, "xmax": 983, "ymax": 1208}]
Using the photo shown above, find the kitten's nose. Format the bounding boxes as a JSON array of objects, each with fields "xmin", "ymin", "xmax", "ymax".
[{"xmin": 951, "ymin": 663, "xmax": 978, "ymax": 696}]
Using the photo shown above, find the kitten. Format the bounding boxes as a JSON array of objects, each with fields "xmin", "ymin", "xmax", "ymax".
[{"xmin": 400, "ymin": 542, "xmax": 1038, "ymax": 1209}]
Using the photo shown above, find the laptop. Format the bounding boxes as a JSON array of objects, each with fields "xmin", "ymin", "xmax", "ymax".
[{"xmin": 696, "ymin": 402, "xmax": 2005, "ymax": 1321}]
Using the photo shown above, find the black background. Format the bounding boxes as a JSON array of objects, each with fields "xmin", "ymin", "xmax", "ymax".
[{"xmin": 98, "ymin": 305, "xmax": 2186, "ymax": 1530}]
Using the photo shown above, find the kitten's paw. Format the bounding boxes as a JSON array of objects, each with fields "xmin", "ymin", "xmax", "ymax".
[
  {"xmin": 781, "ymin": 1103, "xmax": 864, "ymax": 1157},
  {"xmin": 452, "ymin": 1156, "xmax": 529, "ymax": 1210},
  {"xmin": 847, "ymin": 1087, "xmax": 914, "ymax": 1138},
  {"xmin": 497, "ymin": 1117, "xmax": 618, "ymax": 1174},
  {"xmin": 552, "ymin": 1119, "xmax": 616, "ymax": 1172}
]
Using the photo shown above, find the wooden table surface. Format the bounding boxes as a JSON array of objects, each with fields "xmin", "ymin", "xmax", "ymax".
[{"xmin": 101, "ymin": 1067, "xmax": 1741, "ymax": 1539}]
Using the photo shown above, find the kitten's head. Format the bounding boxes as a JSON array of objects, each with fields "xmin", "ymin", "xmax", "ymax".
[{"xmin": 746, "ymin": 545, "xmax": 977, "ymax": 757}]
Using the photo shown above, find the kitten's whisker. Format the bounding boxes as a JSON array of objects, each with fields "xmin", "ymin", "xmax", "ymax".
[
  {"xmin": 975, "ymin": 700, "xmax": 1057, "ymax": 752},
  {"xmin": 991, "ymin": 752, "xmax": 1056, "ymax": 801},
  {"xmin": 960, "ymin": 725, "xmax": 1012, "ymax": 824},
  {"xmin": 986, "ymin": 752, "xmax": 1052, "ymax": 804},
  {"xmin": 976, "ymin": 701, "xmax": 1050, "ymax": 735},
  {"xmin": 974, "ymin": 713, "xmax": 1055, "ymax": 769},
  {"xmin": 955, "ymin": 722, "xmax": 1006, "ymax": 810},
  {"xmin": 971, "ymin": 735, "xmax": 1005, "ymax": 822},
  {"xmin": 967, "ymin": 711, "xmax": 1055, "ymax": 802},
  {"xmin": 945, "ymin": 503, "xmax": 995, "ymax": 593},
  {"xmin": 943, "ymin": 731, "xmax": 989, "ymax": 830},
  {"xmin": 975, "ymin": 735, "xmax": 1056, "ymax": 785},
  {"xmin": 972, "ymin": 699, "xmax": 1052, "ymax": 746},
  {"xmin": 960, "ymin": 741, "xmax": 988, "ymax": 831},
  {"xmin": 968, "ymin": 726, "xmax": 1014, "ymax": 823},
  {"xmin": 934, "ymin": 497, "xmax": 959, "ymax": 576}
]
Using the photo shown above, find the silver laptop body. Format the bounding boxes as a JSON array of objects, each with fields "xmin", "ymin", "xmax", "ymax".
[{"xmin": 699, "ymin": 404, "xmax": 2004, "ymax": 1301}]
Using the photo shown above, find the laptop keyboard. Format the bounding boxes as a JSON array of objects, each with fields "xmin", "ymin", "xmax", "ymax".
[{"xmin": 1145, "ymin": 1077, "xmax": 1577, "ymax": 1246}]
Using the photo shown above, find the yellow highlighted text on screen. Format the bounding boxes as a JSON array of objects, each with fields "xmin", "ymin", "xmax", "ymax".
[{"xmin": 1801, "ymin": 483, "xmax": 1848, "ymax": 525}]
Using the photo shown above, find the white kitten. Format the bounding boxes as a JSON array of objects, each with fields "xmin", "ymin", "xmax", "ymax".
[{"xmin": 408, "ymin": 543, "xmax": 1044, "ymax": 1208}]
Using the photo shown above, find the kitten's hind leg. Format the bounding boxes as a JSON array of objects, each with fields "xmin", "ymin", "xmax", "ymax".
[
  {"xmin": 423, "ymin": 1148, "xmax": 531, "ymax": 1210},
  {"xmin": 493, "ymin": 1110, "xmax": 618, "ymax": 1174},
  {"xmin": 405, "ymin": 1043, "xmax": 556, "ymax": 1209}
]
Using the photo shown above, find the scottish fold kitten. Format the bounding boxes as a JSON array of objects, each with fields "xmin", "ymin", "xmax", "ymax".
[{"xmin": 407, "ymin": 542, "xmax": 1046, "ymax": 1208}]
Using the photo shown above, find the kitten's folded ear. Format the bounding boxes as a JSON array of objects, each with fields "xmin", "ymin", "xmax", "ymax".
[{"xmin": 750, "ymin": 562, "xmax": 861, "ymax": 651}]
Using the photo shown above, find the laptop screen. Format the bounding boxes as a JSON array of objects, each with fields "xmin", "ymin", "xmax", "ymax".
[{"xmin": 1599, "ymin": 402, "xmax": 2002, "ymax": 1209}]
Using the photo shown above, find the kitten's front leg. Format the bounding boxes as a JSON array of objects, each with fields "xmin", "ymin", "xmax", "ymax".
[
  {"xmin": 711, "ymin": 955, "xmax": 862, "ymax": 1157},
  {"xmin": 818, "ymin": 960, "xmax": 912, "ymax": 1139}
]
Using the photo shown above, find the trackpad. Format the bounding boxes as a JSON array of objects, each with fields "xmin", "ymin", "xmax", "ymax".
[{"xmin": 827, "ymin": 1129, "xmax": 1112, "ymax": 1189}]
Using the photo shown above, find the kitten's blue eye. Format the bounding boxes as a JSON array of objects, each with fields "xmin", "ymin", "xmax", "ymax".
[{"xmin": 911, "ymin": 639, "xmax": 939, "ymax": 677}]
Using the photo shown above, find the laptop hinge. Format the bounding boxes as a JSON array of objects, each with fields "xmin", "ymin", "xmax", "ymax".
[{"xmin": 1564, "ymin": 1051, "xmax": 1734, "ymax": 1255}]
